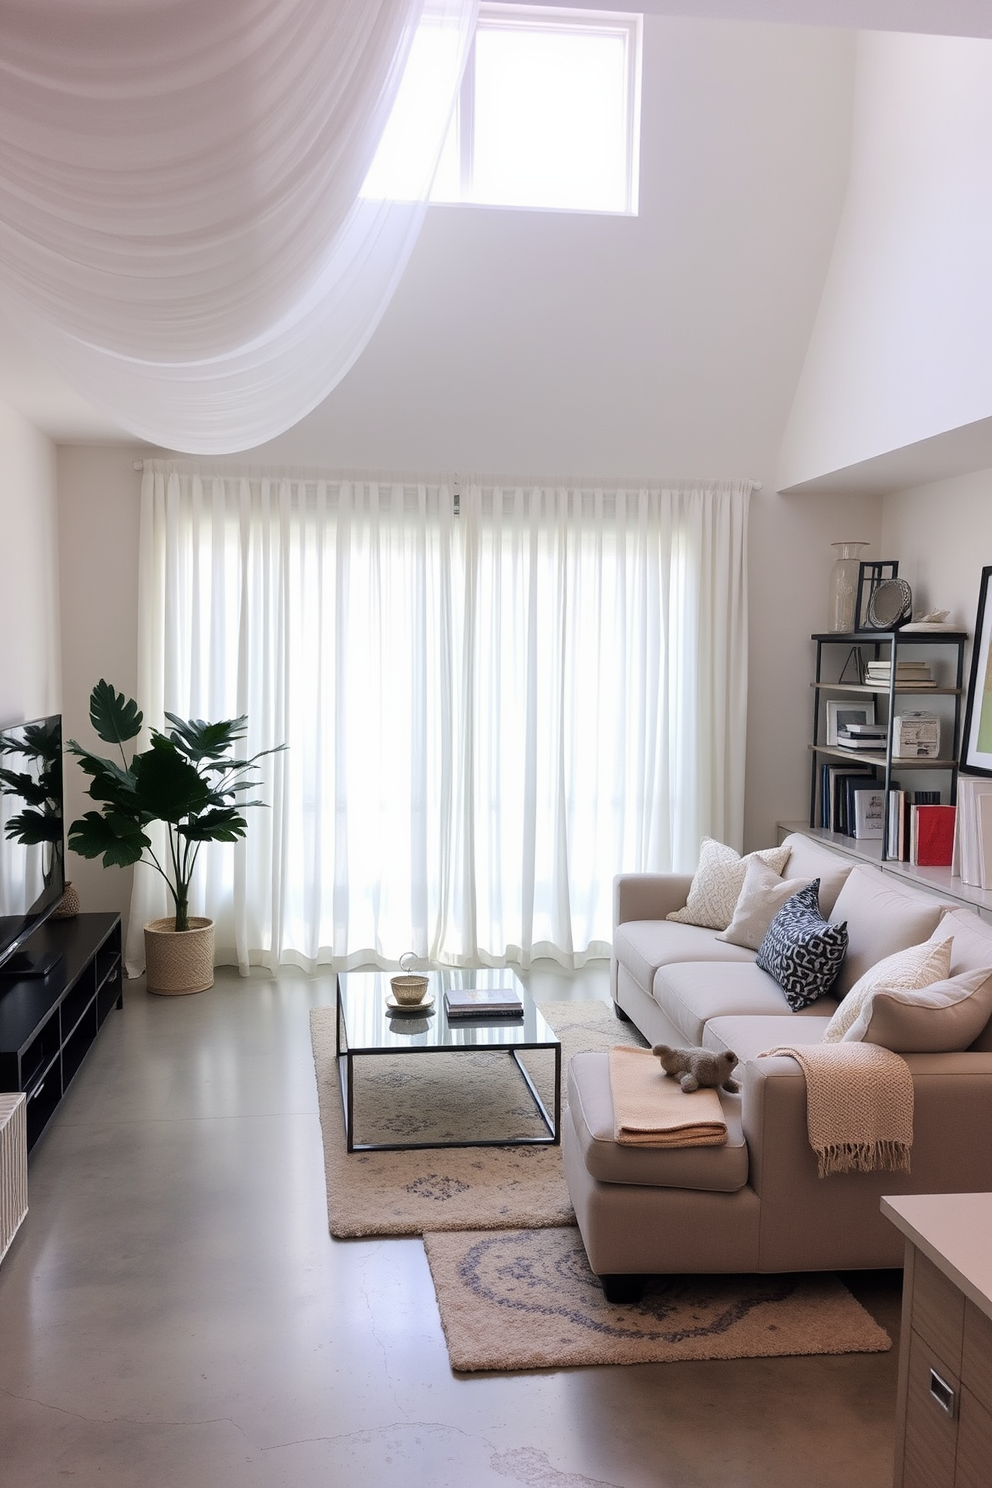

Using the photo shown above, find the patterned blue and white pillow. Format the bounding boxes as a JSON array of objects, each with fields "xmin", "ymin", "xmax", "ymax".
[{"xmin": 756, "ymin": 879, "xmax": 848, "ymax": 1011}]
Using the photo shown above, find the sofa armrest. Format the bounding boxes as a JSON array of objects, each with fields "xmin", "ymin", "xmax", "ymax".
[
  {"xmin": 738, "ymin": 1049, "xmax": 992, "ymax": 1270},
  {"xmin": 614, "ymin": 872, "xmax": 694, "ymax": 926},
  {"xmin": 742, "ymin": 1049, "xmax": 992, "ymax": 1203}
]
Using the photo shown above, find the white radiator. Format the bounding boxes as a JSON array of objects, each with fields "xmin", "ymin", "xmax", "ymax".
[{"xmin": 0, "ymin": 1093, "xmax": 27, "ymax": 1263}]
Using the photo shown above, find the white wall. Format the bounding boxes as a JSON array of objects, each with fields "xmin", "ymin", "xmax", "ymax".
[
  {"xmin": 57, "ymin": 445, "xmax": 143, "ymax": 917},
  {"xmin": 881, "ymin": 466, "xmax": 992, "ymax": 641},
  {"xmin": 781, "ymin": 30, "xmax": 992, "ymax": 491},
  {"xmin": 58, "ymin": 19, "xmax": 865, "ymax": 855},
  {"xmin": 0, "ymin": 400, "xmax": 60, "ymax": 724}
]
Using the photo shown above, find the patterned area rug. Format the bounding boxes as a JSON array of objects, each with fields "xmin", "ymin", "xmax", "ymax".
[
  {"xmin": 309, "ymin": 1000, "xmax": 646, "ymax": 1237},
  {"xmin": 424, "ymin": 1226, "xmax": 892, "ymax": 1372}
]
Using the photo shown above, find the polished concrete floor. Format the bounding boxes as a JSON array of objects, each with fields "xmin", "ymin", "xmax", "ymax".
[{"xmin": 0, "ymin": 962, "xmax": 903, "ymax": 1488}]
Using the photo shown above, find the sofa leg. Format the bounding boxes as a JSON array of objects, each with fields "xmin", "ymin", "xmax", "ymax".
[
  {"xmin": 600, "ymin": 1273, "xmax": 647, "ymax": 1304},
  {"xmin": 613, "ymin": 1000, "xmax": 633, "ymax": 1024}
]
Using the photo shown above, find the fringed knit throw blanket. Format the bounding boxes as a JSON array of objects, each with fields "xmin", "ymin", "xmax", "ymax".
[
  {"xmin": 760, "ymin": 1044, "xmax": 914, "ymax": 1178},
  {"xmin": 608, "ymin": 1045, "xmax": 727, "ymax": 1147}
]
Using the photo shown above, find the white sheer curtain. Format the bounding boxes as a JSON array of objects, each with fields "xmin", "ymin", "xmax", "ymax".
[
  {"xmin": 0, "ymin": 0, "xmax": 476, "ymax": 452},
  {"xmin": 126, "ymin": 462, "xmax": 750, "ymax": 974}
]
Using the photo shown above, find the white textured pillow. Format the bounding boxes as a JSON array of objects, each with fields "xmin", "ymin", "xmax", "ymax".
[
  {"xmin": 716, "ymin": 856, "xmax": 816, "ymax": 951},
  {"xmin": 852, "ymin": 966, "xmax": 992, "ymax": 1051},
  {"xmin": 823, "ymin": 933, "xmax": 954, "ymax": 1043},
  {"xmin": 667, "ymin": 838, "xmax": 792, "ymax": 932}
]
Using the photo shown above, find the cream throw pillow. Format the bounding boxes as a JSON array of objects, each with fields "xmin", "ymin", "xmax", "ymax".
[
  {"xmin": 667, "ymin": 839, "xmax": 792, "ymax": 932},
  {"xmin": 823, "ymin": 933, "xmax": 954, "ymax": 1043},
  {"xmin": 715, "ymin": 856, "xmax": 816, "ymax": 951},
  {"xmin": 853, "ymin": 966, "xmax": 992, "ymax": 1051}
]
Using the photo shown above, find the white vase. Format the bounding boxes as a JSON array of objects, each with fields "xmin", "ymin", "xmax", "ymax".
[{"xmin": 827, "ymin": 542, "xmax": 868, "ymax": 633}]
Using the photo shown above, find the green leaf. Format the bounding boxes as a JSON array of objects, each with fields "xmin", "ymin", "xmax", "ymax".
[
  {"xmin": 66, "ymin": 746, "xmax": 140, "ymax": 808},
  {"xmin": 68, "ymin": 810, "xmax": 149, "ymax": 867},
  {"xmin": 180, "ymin": 808, "xmax": 248, "ymax": 843},
  {"xmin": 131, "ymin": 745, "xmax": 211, "ymax": 823},
  {"xmin": 164, "ymin": 713, "xmax": 248, "ymax": 762},
  {"xmin": 89, "ymin": 680, "xmax": 143, "ymax": 746},
  {"xmin": 4, "ymin": 809, "xmax": 62, "ymax": 844},
  {"xmin": 0, "ymin": 768, "xmax": 50, "ymax": 807}
]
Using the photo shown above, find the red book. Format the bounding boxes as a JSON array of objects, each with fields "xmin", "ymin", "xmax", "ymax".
[{"xmin": 913, "ymin": 805, "xmax": 956, "ymax": 867}]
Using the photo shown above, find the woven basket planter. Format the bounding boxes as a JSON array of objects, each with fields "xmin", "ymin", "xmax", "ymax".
[{"xmin": 144, "ymin": 917, "xmax": 214, "ymax": 996}]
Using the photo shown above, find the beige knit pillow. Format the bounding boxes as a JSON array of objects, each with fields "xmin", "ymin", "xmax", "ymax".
[
  {"xmin": 667, "ymin": 838, "xmax": 792, "ymax": 932},
  {"xmin": 823, "ymin": 933, "xmax": 954, "ymax": 1043},
  {"xmin": 715, "ymin": 856, "xmax": 816, "ymax": 951}
]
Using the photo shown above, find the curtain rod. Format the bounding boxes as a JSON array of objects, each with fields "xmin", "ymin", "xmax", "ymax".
[{"xmin": 132, "ymin": 459, "xmax": 762, "ymax": 490}]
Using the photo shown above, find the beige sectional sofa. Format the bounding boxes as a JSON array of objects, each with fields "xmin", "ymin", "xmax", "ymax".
[{"xmin": 563, "ymin": 833, "xmax": 992, "ymax": 1298}]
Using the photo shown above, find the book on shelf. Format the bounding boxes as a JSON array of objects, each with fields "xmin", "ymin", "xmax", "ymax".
[
  {"xmin": 954, "ymin": 777, "xmax": 992, "ymax": 887},
  {"xmin": 864, "ymin": 663, "xmax": 935, "ymax": 687},
  {"xmin": 853, "ymin": 788, "xmax": 885, "ymax": 839},
  {"xmin": 820, "ymin": 763, "xmax": 873, "ymax": 833},
  {"xmin": 443, "ymin": 987, "xmax": 524, "ymax": 1018},
  {"xmin": 887, "ymin": 788, "xmax": 907, "ymax": 860},
  {"xmin": 843, "ymin": 723, "xmax": 887, "ymax": 737},
  {"xmin": 865, "ymin": 660, "xmax": 932, "ymax": 675},
  {"xmin": 836, "ymin": 732, "xmax": 884, "ymax": 750},
  {"xmin": 910, "ymin": 804, "xmax": 956, "ymax": 868}
]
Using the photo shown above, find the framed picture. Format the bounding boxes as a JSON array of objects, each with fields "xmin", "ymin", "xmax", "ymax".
[
  {"xmin": 962, "ymin": 566, "xmax": 992, "ymax": 775},
  {"xmin": 854, "ymin": 560, "xmax": 899, "ymax": 632},
  {"xmin": 825, "ymin": 698, "xmax": 876, "ymax": 746}
]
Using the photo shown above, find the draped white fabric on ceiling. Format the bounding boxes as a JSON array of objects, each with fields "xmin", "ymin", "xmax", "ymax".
[
  {"xmin": 0, "ymin": 0, "xmax": 476, "ymax": 452},
  {"xmin": 126, "ymin": 462, "xmax": 750, "ymax": 975}
]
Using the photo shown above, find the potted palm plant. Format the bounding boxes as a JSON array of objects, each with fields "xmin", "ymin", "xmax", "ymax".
[{"xmin": 67, "ymin": 681, "xmax": 283, "ymax": 995}]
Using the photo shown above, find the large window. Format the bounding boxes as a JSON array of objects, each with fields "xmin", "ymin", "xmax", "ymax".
[
  {"xmin": 365, "ymin": 5, "xmax": 642, "ymax": 214},
  {"xmin": 128, "ymin": 466, "xmax": 749, "ymax": 978}
]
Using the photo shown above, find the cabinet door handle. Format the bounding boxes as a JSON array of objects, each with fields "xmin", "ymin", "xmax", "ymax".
[{"xmin": 929, "ymin": 1369, "xmax": 956, "ymax": 1417}]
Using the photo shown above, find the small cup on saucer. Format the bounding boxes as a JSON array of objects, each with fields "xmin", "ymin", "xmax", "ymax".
[{"xmin": 390, "ymin": 952, "xmax": 429, "ymax": 1007}]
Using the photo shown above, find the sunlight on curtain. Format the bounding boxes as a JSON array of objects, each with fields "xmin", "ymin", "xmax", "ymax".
[{"xmin": 126, "ymin": 463, "xmax": 750, "ymax": 974}]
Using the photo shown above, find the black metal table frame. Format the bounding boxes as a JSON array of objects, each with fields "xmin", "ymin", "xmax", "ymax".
[{"xmin": 335, "ymin": 983, "xmax": 562, "ymax": 1154}]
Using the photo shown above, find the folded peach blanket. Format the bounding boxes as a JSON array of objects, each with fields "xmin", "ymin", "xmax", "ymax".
[
  {"xmin": 761, "ymin": 1043, "xmax": 913, "ymax": 1178},
  {"xmin": 608, "ymin": 1046, "xmax": 727, "ymax": 1148}
]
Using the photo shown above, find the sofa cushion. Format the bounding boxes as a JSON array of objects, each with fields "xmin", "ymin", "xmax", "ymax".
[
  {"xmin": 701, "ymin": 1014, "xmax": 833, "ymax": 1063},
  {"xmin": 778, "ymin": 833, "xmax": 852, "ymax": 916},
  {"xmin": 652, "ymin": 960, "xmax": 840, "ymax": 1045},
  {"xmin": 666, "ymin": 838, "xmax": 791, "ymax": 931},
  {"xmin": 939, "ymin": 908, "xmax": 992, "ymax": 1050},
  {"xmin": 567, "ymin": 1051, "xmax": 748, "ymax": 1191},
  {"xmin": 824, "ymin": 932, "xmax": 954, "ymax": 1042},
  {"xmin": 828, "ymin": 866, "xmax": 948, "ymax": 996},
  {"xmin": 756, "ymin": 881, "xmax": 849, "ymax": 1010},
  {"xmin": 716, "ymin": 858, "xmax": 816, "ymax": 951},
  {"xmin": 615, "ymin": 918, "xmax": 755, "ymax": 993},
  {"xmin": 840, "ymin": 967, "xmax": 992, "ymax": 1052}
]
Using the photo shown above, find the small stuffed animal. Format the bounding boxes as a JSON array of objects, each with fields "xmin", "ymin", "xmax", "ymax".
[{"xmin": 651, "ymin": 1043, "xmax": 740, "ymax": 1094}]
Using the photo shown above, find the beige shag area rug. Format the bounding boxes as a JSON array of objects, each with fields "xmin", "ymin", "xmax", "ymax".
[
  {"xmin": 310, "ymin": 1000, "xmax": 646, "ymax": 1238},
  {"xmin": 424, "ymin": 1226, "xmax": 892, "ymax": 1372}
]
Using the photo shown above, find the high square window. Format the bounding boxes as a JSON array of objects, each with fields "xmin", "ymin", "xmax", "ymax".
[{"xmin": 365, "ymin": 5, "xmax": 642, "ymax": 215}]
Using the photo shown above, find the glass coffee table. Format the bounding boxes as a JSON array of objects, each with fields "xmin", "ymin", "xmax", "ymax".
[{"xmin": 335, "ymin": 970, "xmax": 561, "ymax": 1152}]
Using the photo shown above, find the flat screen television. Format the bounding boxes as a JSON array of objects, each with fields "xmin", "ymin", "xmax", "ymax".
[{"xmin": 0, "ymin": 714, "xmax": 65, "ymax": 977}]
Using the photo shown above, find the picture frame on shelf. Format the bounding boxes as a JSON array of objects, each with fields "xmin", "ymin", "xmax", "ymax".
[
  {"xmin": 825, "ymin": 698, "xmax": 876, "ymax": 746},
  {"xmin": 854, "ymin": 560, "xmax": 899, "ymax": 632},
  {"xmin": 961, "ymin": 565, "xmax": 992, "ymax": 776}
]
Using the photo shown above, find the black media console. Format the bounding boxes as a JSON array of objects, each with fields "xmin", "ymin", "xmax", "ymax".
[{"xmin": 0, "ymin": 913, "xmax": 123, "ymax": 1150}]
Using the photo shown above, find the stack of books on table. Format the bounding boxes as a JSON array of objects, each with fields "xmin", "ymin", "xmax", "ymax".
[
  {"xmin": 443, "ymin": 986, "xmax": 524, "ymax": 1019},
  {"xmin": 952, "ymin": 777, "xmax": 992, "ymax": 886},
  {"xmin": 863, "ymin": 660, "xmax": 935, "ymax": 688}
]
